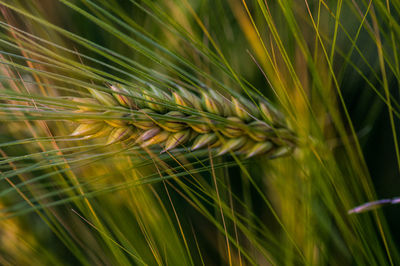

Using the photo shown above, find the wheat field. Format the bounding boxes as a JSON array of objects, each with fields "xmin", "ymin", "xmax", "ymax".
[{"xmin": 0, "ymin": 0, "xmax": 400, "ymax": 265}]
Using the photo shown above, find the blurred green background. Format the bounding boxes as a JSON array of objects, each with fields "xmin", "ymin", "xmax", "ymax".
[{"xmin": 1, "ymin": 0, "xmax": 400, "ymax": 265}]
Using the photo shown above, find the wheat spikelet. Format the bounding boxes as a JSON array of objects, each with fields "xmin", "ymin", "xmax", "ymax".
[{"xmin": 70, "ymin": 84, "xmax": 296, "ymax": 158}]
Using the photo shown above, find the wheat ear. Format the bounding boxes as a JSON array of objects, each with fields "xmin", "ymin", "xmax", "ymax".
[{"xmin": 70, "ymin": 84, "xmax": 296, "ymax": 158}]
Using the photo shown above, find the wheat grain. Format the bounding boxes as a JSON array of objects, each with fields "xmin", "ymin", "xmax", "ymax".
[{"xmin": 70, "ymin": 84, "xmax": 296, "ymax": 158}]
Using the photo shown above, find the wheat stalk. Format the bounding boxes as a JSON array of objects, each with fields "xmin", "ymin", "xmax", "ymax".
[{"xmin": 70, "ymin": 84, "xmax": 296, "ymax": 158}]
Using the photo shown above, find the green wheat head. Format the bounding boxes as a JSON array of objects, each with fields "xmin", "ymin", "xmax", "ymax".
[{"xmin": 70, "ymin": 84, "xmax": 296, "ymax": 158}]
